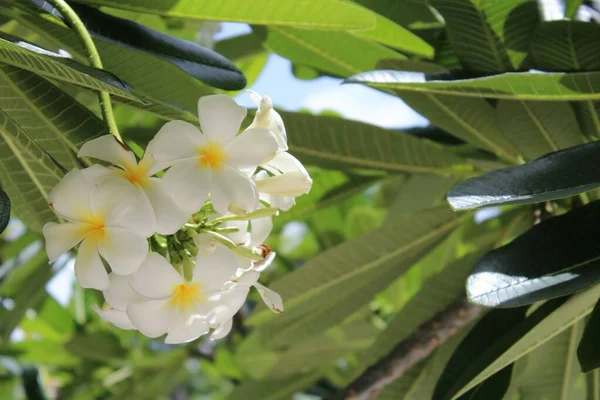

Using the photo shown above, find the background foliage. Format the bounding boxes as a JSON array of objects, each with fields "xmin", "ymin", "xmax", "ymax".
[{"xmin": 2, "ymin": 0, "xmax": 600, "ymax": 399}]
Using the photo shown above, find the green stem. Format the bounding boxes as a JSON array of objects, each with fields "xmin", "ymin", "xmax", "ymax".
[{"xmin": 45, "ymin": 0, "xmax": 121, "ymax": 141}]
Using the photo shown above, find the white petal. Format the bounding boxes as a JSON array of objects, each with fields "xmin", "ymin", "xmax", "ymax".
[
  {"xmin": 252, "ymin": 251, "xmax": 276, "ymax": 273},
  {"xmin": 210, "ymin": 318, "xmax": 233, "ymax": 340},
  {"xmin": 165, "ymin": 311, "xmax": 209, "ymax": 344},
  {"xmin": 127, "ymin": 300, "xmax": 172, "ymax": 338},
  {"xmin": 198, "ymin": 94, "xmax": 246, "ymax": 144},
  {"xmin": 225, "ymin": 128, "xmax": 279, "ymax": 170},
  {"xmin": 262, "ymin": 152, "xmax": 308, "ymax": 176},
  {"xmin": 92, "ymin": 305, "xmax": 136, "ymax": 330},
  {"xmin": 78, "ymin": 135, "xmax": 137, "ymax": 170},
  {"xmin": 80, "ymin": 164, "xmax": 116, "ymax": 185},
  {"xmin": 144, "ymin": 137, "xmax": 173, "ymax": 176},
  {"xmin": 193, "ymin": 245, "xmax": 238, "ymax": 292},
  {"xmin": 212, "ymin": 165, "xmax": 258, "ymax": 215},
  {"xmin": 152, "ymin": 120, "xmax": 205, "ymax": 163},
  {"xmin": 48, "ymin": 169, "xmax": 92, "ymax": 222},
  {"xmin": 144, "ymin": 178, "xmax": 190, "ymax": 235},
  {"xmin": 235, "ymin": 270, "xmax": 260, "ymax": 286},
  {"xmin": 249, "ymin": 214, "xmax": 273, "ymax": 247},
  {"xmin": 129, "ymin": 252, "xmax": 183, "ymax": 299},
  {"xmin": 103, "ymin": 273, "xmax": 144, "ymax": 310},
  {"xmin": 93, "ymin": 179, "xmax": 156, "ymax": 236},
  {"xmin": 256, "ymin": 172, "xmax": 312, "ymax": 197},
  {"xmin": 254, "ymin": 282, "xmax": 284, "ymax": 313},
  {"xmin": 75, "ymin": 237, "xmax": 109, "ymax": 290},
  {"xmin": 205, "ymin": 286, "xmax": 249, "ymax": 324},
  {"xmin": 224, "ymin": 220, "xmax": 250, "ymax": 245},
  {"xmin": 43, "ymin": 222, "xmax": 86, "ymax": 263},
  {"xmin": 247, "ymin": 89, "xmax": 262, "ymax": 108},
  {"xmin": 267, "ymin": 194, "xmax": 296, "ymax": 211},
  {"xmin": 192, "ymin": 233, "xmax": 218, "ymax": 255},
  {"xmin": 97, "ymin": 228, "xmax": 148, "ymax": 275},
  {"xmin": 163, "ymin": 159, "xmax": 212, "ymax": 214}
]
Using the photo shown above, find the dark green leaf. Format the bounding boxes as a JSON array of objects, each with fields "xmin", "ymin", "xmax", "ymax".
[
  {"xmin": 447, "ymin": 141, "xmax": 600, "ymax": 210},
  {"xmin": 467, "ymin": 201, "xmax": 600, "ymax": 307},
  {"xmin": 434, "ymin": 298, "xmax": 566, "ymax": 400},
  {"xmin": 0, "ymin": 189, "xmax": 9, "ymax": 235},
  {"xmin": 0, "ymin": 31, "xmax": 139, "ymax": 102},
  {"xmin": 56, "ymin": 3, "xmax": 246, "ymax": 90},
  {"xmin": 65, "ymin": 332, "xmax": 126, "ymax": 363},
  {"xmin": 457, "ymin": 365, "xmax": 513, "ymax": 400},
  {"xmin": 578, "ymin": 298, "xmax": 600, "ymax": 372}
]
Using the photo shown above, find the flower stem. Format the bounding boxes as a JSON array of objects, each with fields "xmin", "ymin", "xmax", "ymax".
[{"xmin": 45, "ymin": 0, "xmax": 122, "ymax": 141}]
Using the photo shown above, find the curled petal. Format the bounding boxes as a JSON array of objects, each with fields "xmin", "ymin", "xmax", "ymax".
[
  {"xmin": 248, "ymin": 212, "xmax": 273, "ymax": 247},
  {"xmin": 163, "ymin": 159, "xmax": 211, "ymax": 214},
  {"xmin": 247, "ymin": 91, "xmax": 288, "ymax": 151},
  {"xmin": 262, "ymin": 152, "xmax": 308, "ymax": 176},
  {"xmin": 43, "ymin": 222, "xmax": 86, "ymax": 263},
  {"xmin": 75, "ymin": 237, "xmax": 109, "ymax": 290},
  {"xmin": 266, "ymin": 194, "xmax": 296, "ymax": 211},
  {"xmin": 78, "ymin": 135, "xmax": 137, "ymax": 170},
  {"xmin": 152, "ymin": 120, "xmax": 205, "ymax": 163},
  {"xmin": 129, "ymin": 252, "xmax": 183, "ymax": 299},
  {"xmin": 193, "ymin": 245, "xmax": 239, "ymax": 292},
  {"xmin": 92, "ymin": 305, "xmax": 136, "ymax": 330},
  {"xmin": 225, "ymin": 128, "xmax": 279, "ymax": 170},
  {"xmin": 210, "ymin": 318, "xmax": 233, "ymax": 340},
  {"xmin": 205, "ymin": 285, "xmax": 250, "ymax": 324},
  {"xmin": 212, "ymin": 165, "xmax": 258, "ymax": 215},
  {"xmin": 103, "ymin": 273, "xmax": 144, "ymax": 310},
  {"xmin": 48, "ymin": 169, "xmax": 92, "ymax": 222},
  {"xmin": 127, "ymin": 300, "xmax": 172, "ymax": 338},
  {"xmin": 256, "ymin": 172, "xmax": 313, "ymax": 197},
  {"xmin": 254, "ymin": 282, "xmax": 284, "ymax": 313},
  {"xmin": 98, "ymin": 228, "xmax": 148, "ymax": 275},
  {"xmin": 165, "ymin": 311, "xmax": 210, "ymax": 344},
  {"xmin": 198, "ymin": 94, "xmax": 246, "ymax": 144}
]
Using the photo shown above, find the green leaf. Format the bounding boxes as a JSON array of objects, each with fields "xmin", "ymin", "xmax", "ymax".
[
  {"xmin": 247, "ymin": 207, "xmax": 463, "ymax": 342},
  {"xmin": 428, "ymin": 0, "xmax": 539, "ymax": 72},
  {"xmin": 262, "ymin": 26, "xmax": 423, "ymax": 79},
  {"xmin": 226, "ymin": 372, "xmax": 321, "ymax": 400},
  {"xmin": 213, "ymin": 33, "xmax": 265, "ymax": 61},
  {"xmin": 396, "ymin": 91, "xmax": 520, "ymax": 163},
  {"xmin": 516, "ymin": 321, "xmax": 585, "ymax": 399},
  {"xmin": 386, "ymin": 175, "xmax": 457, "ymax": 218},
  {"xmin": 531, "ymin": 20, "xmax": 600, "ymax": 140},
  {"xmin": 347, "ymin": 69, "xmax": 600, "ymax": 101},
  {"xmin": 566, "ymin": 0, "xmax": 585, "ymax": 18},
  {"xmin": 65, "ymin": 332, "xmax": 126, "ymax": 363},
  {"xmin": 0, "ymin": 189, "xmax": 9, "ymax": 235},
  {"xmin": 360, "ymin": 252, "xmax": 483, "ymax": 370},
  {"xmin": 433, "ymin": 306, "xmax": 529, "ymax": 400},
  {"xmin": 71, "ymin": 0, "xmax": 376, "ymax": 30},
  {"xmin": 0, "ymin": 31, "xmax": 139, "ymax": 102},
  {"xmin": 346, "ymin": 1, "xmax": 434, "ymax": 58},
  {"xmin": 496, "ymin": 100, "xmax": 585, "ymax": 160},
  {"xmin": 587, "ymin": 369, "xmax": 600, "ymax": 400},
  {"xmin": 0, "ymin": 65, "xmax": 108, "ymax": 169},
  {"xmin": 466, "ymin": 201, "xmax": 600, "ymax": 307},
  {"xmin": 5, "ymin": 6, "xmax": 208, "ymax": 119},
  {"xmin": 453, "ymin": 284, "xmax": 600, "ymax": 398},
  {"xmin": 457, "ymin": 365, "xmax": 513, "ymax": 400},
  {"xmin": 0, "ymin": 109, "xmax": 62, "ymax": 232},
  {"xmin": 578, "ymin": 298, "xmax": 600, "ymax": 372},
  {"xmin": 351, "ymin": 0, "xmax": 441, "ymax": 31},
  {"xmin": 447, "ymin": 141, "xmax": 600, "ymax": 210},
  {"xmin": 279, "ymin": 111, "xmax": 469, "ymax": 175}
]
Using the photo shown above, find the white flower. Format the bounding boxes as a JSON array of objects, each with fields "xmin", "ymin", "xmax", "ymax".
[
  {"xmin": 247, "ymin": 90, "xmax": 287, "ymax": 151},
  {"xmin": 126, "ymin": 248, "xmax": 246, "ymax": 344},
  {"xmin": 93, "ymin": 273, "xmax": 144, "ymax": 330},
  {"xmin": 78, "ymin": 135, "xmax": 189, "ymax": 235},
  {"xmin": 43, "ymin": 169, "xmax": 154, "ymax": 290},
  {"xmin": 151, "ymin": 94, "xmax": 279, "ymax": 215}
]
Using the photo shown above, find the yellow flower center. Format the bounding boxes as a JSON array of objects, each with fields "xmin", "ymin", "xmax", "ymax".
[
  {"xmin": 198, "ymin": 142, "xmax": 226, "ymax": 170},
  {"xmin": 170, "ymin": 283, "xmax": 203, "ymax": 309},
  {"xmin": 120, "ymin": 160, "xmax": 150, "ymax": 187},
  {"xmin": 80, "ymin": 214, "xmax": 106, "ymax": 241}
]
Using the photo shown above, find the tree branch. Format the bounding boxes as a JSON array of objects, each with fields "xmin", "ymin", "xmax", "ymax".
[{"xmin": 332, "ymin": 298, "xmax": 483, "ymax": 400}]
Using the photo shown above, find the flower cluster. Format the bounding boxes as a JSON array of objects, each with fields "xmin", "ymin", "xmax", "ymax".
[{"xmin": 42, "ymin": 93, "xmax": 311, "ymax": 344}]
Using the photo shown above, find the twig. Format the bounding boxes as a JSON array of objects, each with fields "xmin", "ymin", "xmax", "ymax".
[
  {"xmin": 332, "ymin": 298, "xmax": 483, "ymax": 400},
  {"xmin": 45, "ymin": 0, "xmax": 121, "ymax": 140}
]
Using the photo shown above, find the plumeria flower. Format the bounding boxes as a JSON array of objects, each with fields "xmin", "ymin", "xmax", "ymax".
[
  {"xmin": 78, "ymin": 135, "xmax": 189, "ymax": 235},
  {"xmin": 43, "ymin": 169, "xmax": 154, "ymax": 290},
  {"xmin": 151, "ymin": 94, "xmax": 279, "ymax": 215},
  {"xmin": 93, "ymin": 273, "xmax": 144, "ymax": 330},
  {"xmin": 127, "ymin": 247, "xmax": 246, "ymax": 344}
]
